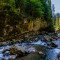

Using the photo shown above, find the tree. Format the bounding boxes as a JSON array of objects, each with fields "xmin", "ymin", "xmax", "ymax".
[{"xmin": 24, "ymin": 0, "xmax": 44, "ymax": 18}]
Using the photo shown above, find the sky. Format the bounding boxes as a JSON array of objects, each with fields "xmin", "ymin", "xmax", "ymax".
[{"xmin": 51, "ymin": 0, "xmax": 60, "ymax": 13}]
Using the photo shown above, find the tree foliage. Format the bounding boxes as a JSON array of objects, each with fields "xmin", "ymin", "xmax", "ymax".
[
  {"xmin": 0, "ymin": 0, "xmax": 53, "ymax": 37},
  {"xmin": 24, "ymin": 0, "xmax": 44, "ymax": 18}
]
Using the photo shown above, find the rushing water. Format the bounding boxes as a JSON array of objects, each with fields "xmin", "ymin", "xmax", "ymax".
[
  {"xmin": 47, "ymin": 38, "xmax": 60, "ymax": 60},
  {"xmin": 47, "ymin": 48, "xmax": 60, "ymax": 60},
  {"xmin": 32, "ymin": 38, "xmax": 60, "ymax": 60},
  {"xmin": 0, "ymin": 38, "xmax": 60, "ymax": 60}
]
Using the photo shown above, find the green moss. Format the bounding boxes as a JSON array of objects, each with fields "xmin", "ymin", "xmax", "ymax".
[{"xmin": 19, "ymin": 53, "xmax": 45, "ymax": 60}]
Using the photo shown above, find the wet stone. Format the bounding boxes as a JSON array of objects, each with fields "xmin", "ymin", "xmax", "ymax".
[{"xmin": 57, "ymin": 53, "xmax": 60, "ymax": 60}]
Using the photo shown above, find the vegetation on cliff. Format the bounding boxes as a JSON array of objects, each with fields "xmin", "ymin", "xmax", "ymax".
[{"xmin": 0, "ymin": 0, "xmax": 54, "ymax": 40}]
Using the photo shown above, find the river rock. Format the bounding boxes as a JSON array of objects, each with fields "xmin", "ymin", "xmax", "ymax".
[
  {"xmin": 10, "ymin": 47, "xmax": 26, "ymax": 58},
  {"xmin": 44, "ymin": 35, "xmax": 51, "ymax": 41},
  {"xmin": 38, "ymin": 51, "xmax": 46, "ymax": 58},
  {"xmin": 10, "ymin": 47, "xmax": 17, "ymax": 55},
  {"xmin": 51, "ymin": 35, "xmax": 58, "ymax": 40},
  {"xmin": 3, "ymin": 49, "xmax": 10, "ymax": 53},
  {"xmin": 3, "ymin": 46, "xmax": 11, "ymax": 54},
  {"xmin": 27, "ymin": 47, "xmax": 36, "ymax": 53},
  {"xmin": 50, "ymin": 42, "xmax": 57, "ymax": 48},
  {"xmin": 3, "ymin": 51, "xmax": 10, "ymax": 56},
  {"xmin": 57, "ymin": 53, "xmax": 60, "ymax": 60},
  {"xmin": 0, "ymin": 42, "xmax": 8, "ymax": 46},
  {"xmin": 58, "ymin": 33, "xmax": 60, "ymax": 38},
  {"xmin": 9, "ymin": 55, "xmax": 17, "ymax": 60},
  {"xmin": 16, "ymin": 52, "xmax": 44, "ymax": 60},
  {"xmin": 14, "ymin": 44, "xmax": 26, "ymax": 53}
]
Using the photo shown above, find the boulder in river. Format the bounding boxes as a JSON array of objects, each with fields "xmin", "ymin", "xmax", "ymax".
[
  {"xmin": 14, "ymin": 44, "xmax": 26, "ymax": 53},
  {"xmin": 9, "ymin": 55, "xmax": 17, "ymax": 60},
  {"xmin": 50, "ymin": 42, "xmax": 58, "ymax": 48},
  {"xmin": 16, "ymin": 52, "xmax": 44, "ymax": 60},
  {"xmin": 10, "ymin": 47, "xmax": 18, "ymax": 55},
  {"xmin": 27, "ymin": 47, "xmax": 36, "ymax": 53},
  {"xmin": 3, "ymin": 50, "xmax": 10, "ymax": 56},
  {"xmin": 10, "ymin": 46, "xmax": 28, "ymax": 58},
  {"xmin": 44, "ymin": 35, "xmax": 51, "ymax": 41},
  {"xmin": 38, "ymin": 51, "xmax": 46, "ymax": 58},
  {"xmin": 58, "ymin": 33, "xmax": 60, "ymax": 38}
]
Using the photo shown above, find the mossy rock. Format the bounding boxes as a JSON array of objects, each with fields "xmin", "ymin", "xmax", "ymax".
[
  {"xmin": 34, "ymin": 45, "xmax": 48, "ymax": 52},
  {"xmin": 10, "ymin": 47, "xmax": 18, "ymax": 55},
  {"xmin": 17, "ymin": 52, "xmax": 46, "ymax": 60},
  {"xmin": 10, "ymin": 47, "xmax": 25, "ymax": 58}
]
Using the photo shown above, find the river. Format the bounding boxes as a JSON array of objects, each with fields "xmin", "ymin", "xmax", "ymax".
[{"xmin": 0, "ymin": 38, "xmax": 60, "ymax": 60}]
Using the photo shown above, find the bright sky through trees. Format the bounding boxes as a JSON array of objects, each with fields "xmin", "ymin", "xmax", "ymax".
[{"xmin": 51, "ymin": 0, "xmax": 60, "ymax": 13}]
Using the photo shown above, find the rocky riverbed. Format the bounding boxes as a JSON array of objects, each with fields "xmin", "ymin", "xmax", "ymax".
[{"xmin": 0, "ymin": 33, "xmax": 60, "ymax": 60}]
